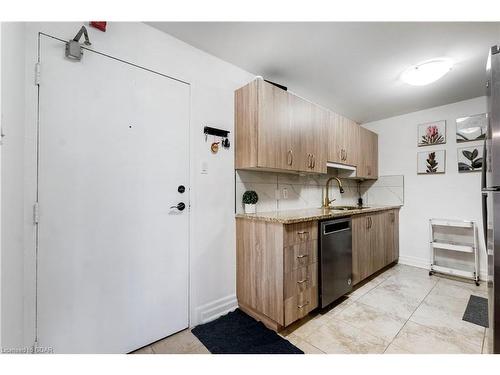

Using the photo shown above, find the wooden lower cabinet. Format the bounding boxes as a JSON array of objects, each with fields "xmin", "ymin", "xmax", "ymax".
[
  {"xmin": 236, "ymin": 218, "xmax": 318, "ymax": 330},
  {"xmin": 352, "ymin": 208, "xmax": 400, "ymax": 285},
  {"xmin": 236, "ymin": 208, "xmax": 400, "ymax": 330}
]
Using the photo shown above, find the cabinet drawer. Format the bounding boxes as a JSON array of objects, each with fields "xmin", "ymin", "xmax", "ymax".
[
  {"xmin": 284, "ymin": 286, "xmax": 318, "ymax": 326},
  {"xmin": 284, "ymin": 240, "xmax": 317, "ymax": 273},
  {"xmin": 284, "ymin": 221, "xmax": 318, "ymax": 246},
  {"xmin": 284, "ymin": 263, "xmax": 318, "ymax": 299}
]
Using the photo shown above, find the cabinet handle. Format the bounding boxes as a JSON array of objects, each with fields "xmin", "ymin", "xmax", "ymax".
[
  {"xmin": 297, "ymin": 302, "xmax": 310, "ymax": 309},
  {"xmin": 369, "ymin": 217, "xmax": 372, "ymax": 228},
  {"xmin": 297, "ymin": 230, "xmax": 309, "ymax": 235},
  {"xmin": 366, "ymin": 217, "xmax": 370, "ymax": 229},
  {"xmin": 341, "ymin": 149, "xmax": 344, "ymax": 161},
  {"xmin": 345, "ymin": 150, "xmax": 348, "ymax": 161},
  {"xmin": 297, "ymin": 254, "xmax": 309, "ymax": 259},
  {"xmin": 287, "ymin": 150, "xmax": 293, "ymax": 166},
  {"xmin": 312, "ymin": 154, "xmax": 315, "ymax": 168},
  {"xmin": 297, "ymin": 279, "xmax": 309, "ymax": 284}
]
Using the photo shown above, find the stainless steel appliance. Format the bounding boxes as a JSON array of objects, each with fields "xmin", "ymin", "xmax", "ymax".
[
  {"xmin": 483, "ymin": 44, "xmax": 500, "ymax": 353},
  {"xmin": 318, "ymin": 217, "xmax": 353, "ymax": 308}
]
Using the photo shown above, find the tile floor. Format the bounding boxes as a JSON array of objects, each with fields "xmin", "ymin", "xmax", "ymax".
[{"xmin": 132, "ymin": 264, "xmax": 488, "ymax": 354}]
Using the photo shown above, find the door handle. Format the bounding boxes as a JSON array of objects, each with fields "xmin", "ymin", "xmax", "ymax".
[
  {"xmin": 287, "ymin": 150, "xmax": 293, "ymax": 166},
  {"xmin": 170, "ymin": 202, "xmax": 186, "ymax": 211},
  {"xmin": 311, "ymin": 154, "xmax": 315, "ymax": 168}
]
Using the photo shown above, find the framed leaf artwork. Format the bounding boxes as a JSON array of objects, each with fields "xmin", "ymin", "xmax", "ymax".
[
  {"xmin": 417, "ymin": 150, "xmax": 446, "ymax": 174},
  {"xmin": 456, "ymin": 113, "xmax": 487, "ymax": 143},
  {"xmin": 457, "ymin": 146, "xmax": 483, "ymax": 173},
  {"xmin": 417, "ymin": 120, "xmax": 446, "ymax": 146}
]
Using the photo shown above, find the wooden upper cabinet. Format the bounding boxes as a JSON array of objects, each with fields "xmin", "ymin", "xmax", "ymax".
[
  {"xmin": 235, "ymin": 78, "xmax": 326, "ymax": 173},
  {"xmin": 327, "ymin": 112, "xmax": 359, "ymax": 167},
  {"xmin": 289, "ymin": 95, "xmax": 327, "ymax": 174},
  {"xmin": 235, "ymin": 79, "xmax": 292, "ymax": 171},
  {"xmin": 357, "ymin": 127, "xmax": 378, "ymax": 179},
  {"xmin": 258, "ymin": 79, "xmax": 293, "ymax": 171}
]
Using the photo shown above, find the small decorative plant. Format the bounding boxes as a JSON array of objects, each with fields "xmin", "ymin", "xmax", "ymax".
[{"xmin": 242, "ymin": 191, "xmax": 258, "ymax": 214}]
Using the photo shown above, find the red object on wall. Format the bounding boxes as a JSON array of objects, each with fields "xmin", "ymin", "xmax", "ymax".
[{"xmin": 90, "ymin": 22, "xmax": 107, "ymax": 32}]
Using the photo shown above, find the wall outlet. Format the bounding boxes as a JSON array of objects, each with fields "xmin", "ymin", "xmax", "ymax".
[{"xmin": 282, "ymin": 188, "xmax": 288, "ymax": 199}]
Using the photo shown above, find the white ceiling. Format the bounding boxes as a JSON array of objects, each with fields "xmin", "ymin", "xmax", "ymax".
[{"xmin": 148, "ymin": 22, "xmax": 500, "ymax": 123}]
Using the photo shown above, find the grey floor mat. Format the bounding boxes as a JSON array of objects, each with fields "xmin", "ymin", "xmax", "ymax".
[{"xmin": 462, "ymin": 295, "xmax": 489, "ymax": 328}]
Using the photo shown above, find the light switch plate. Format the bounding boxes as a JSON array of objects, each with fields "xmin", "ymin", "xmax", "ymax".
[{"xmin": 200, "ymin": 160, "xmax": 208, "ymax": 174}]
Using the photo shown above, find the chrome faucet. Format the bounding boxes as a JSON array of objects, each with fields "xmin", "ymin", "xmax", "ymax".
[{"xmin": 322, "ymin": 177, "xmax": 345, "ymax": 208}]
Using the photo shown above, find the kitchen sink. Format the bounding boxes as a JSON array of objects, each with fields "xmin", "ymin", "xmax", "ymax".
[{"xmin": 328, "ymin": 205, "xmax": 370, "ymax": 211}]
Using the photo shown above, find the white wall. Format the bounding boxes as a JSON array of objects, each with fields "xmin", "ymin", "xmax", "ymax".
[
  {"xmin": 1, "ymin": 22, "xmax": 255, "ymax": 348},
  {"xmin": 1, "ymin": 22, "xmax": 27, "ymax": 348},
  {"xmin": 363, "ymin": 96, "xmax": 487, "ymax": 278}
]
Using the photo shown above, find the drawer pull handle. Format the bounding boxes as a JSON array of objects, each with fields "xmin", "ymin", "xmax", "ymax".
[
  {"xmin": 297, "ymin": 302, "xmax": 310, "ymax": 309},
  {"xmin": 297, "ymin": 254, "xmax": 308, "ymax": 259},
  {"xmin": 297, "ymin": 279, "xmax": 309, "ymax": 284},
  {"xmin": 297, "ymin": 231, "xmax": 309, "ymax": 238}
]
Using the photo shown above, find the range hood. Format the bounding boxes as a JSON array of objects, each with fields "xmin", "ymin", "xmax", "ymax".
[{"xmin": 326, "ymin": 162, "xmax": 357, "ymax": 178}]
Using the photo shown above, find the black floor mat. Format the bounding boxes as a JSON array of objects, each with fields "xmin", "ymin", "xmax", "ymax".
[
  {"xmin": 191, "ymin": 309, "xmax": 303, "ymax": 354},
  {"xmin": 462, "ymin": 295, "xmax": 489, "ymax": 328}
]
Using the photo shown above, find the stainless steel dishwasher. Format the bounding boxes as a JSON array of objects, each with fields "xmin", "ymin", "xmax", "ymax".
[{"xmin": 319, "ymin": 217, "xmax": 353, "ymax": 308}]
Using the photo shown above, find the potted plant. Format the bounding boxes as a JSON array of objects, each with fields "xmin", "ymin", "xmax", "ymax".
[{"xmin": 242, "ymin": 190, "xmax": 258, "ymax": 214}]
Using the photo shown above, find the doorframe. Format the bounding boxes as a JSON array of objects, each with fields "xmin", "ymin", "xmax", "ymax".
[{"xmin": 23, "ymin": 29, "xmax": 193, "ymax": 349}]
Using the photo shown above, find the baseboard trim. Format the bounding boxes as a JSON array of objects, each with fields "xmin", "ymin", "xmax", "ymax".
[
  {"xmin": 398, "ymin": 255, "xmax": 429, "ymax": 270},
  {"xmin": 194, "ymin": 294, "xmax": 237, "ymax": 327},
  {"xmin": 398, "ymin": 255, "xmax": 487, "ymax": 281}
]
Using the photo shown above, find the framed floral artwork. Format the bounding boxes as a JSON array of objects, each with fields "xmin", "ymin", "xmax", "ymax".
[
  {"xmin": 417, "ymin": 150, "xmax": 446, "ymax": 174},
  {"xmin": 417, "ymin": 120, "xmax": 446, "ymax": 146},
  {"xmin": 456, "ymin": 113, "xmax": 487, "ymax": 143},
  {"xmin": 457, "ymin": 146, "xmax": 483, "ymax": 173}
]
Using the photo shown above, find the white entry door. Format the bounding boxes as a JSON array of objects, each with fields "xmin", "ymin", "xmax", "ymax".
[{"xmin": 37, "ymin": 34, "xmax": 190, "ymax": 353}]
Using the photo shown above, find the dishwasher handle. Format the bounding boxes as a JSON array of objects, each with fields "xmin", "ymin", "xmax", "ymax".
[{"xmin": 322, "ymin": 218, "xmax": 351, "ymax": 235}]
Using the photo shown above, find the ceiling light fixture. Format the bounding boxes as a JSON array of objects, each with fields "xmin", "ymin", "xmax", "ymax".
[{"xmin": 401, "ymin": 58, "xmax": 454, "ymax": 86}]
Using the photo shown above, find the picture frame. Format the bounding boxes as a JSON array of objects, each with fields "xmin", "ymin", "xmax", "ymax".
[
  {"xmin": 456, "ymin": 113, "xmax": 487, "ymax": 143},
  {"xmin": 457, "ymin": 146, "xmax": 483, "ymax": 173},
  {"xmin": 417, "ymin": 120, "xmax": 446, "ymax": 147},
  {"xmin": 417, "ymin": 150, "xmax": 446, "ymax": 174}
]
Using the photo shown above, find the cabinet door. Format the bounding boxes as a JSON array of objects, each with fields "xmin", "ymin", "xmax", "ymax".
[
  {"xmin": 370, "ymin": 211, "xmax": 386, "ymax": 273},
  {"xmin": 352, "ymin": 214, "xmax": 372, "ymax": 285},
  {"xmin": 357, "ymin": 127, "xmax": 378, "ymax": 179},
  {"xmin": 343, "ymin": 117, "xmax": 360, "ymax": 167},
  {"xmin": 327, "ymin": 111, "xmax": 343, "ymax": 164},
  {"xmin": 289, "ymin": 94, "xmax": 312, "ymax": 172},
  {"xmin": 289, "ymin": 95, "xmax": 327, "ymax": 173},
  {"xmin": 257, "ymin": 80, "xmax": 292, "ymax": 170},
  {"xmin": 309, "ymin": 106, "xmax": 328, "ymax": 173},
  {"xmin": 384, "ymin": 209, "xmax": 399, "ymax": 264}
]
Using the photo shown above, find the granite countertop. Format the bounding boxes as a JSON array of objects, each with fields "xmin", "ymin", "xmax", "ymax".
[{"xmin": 235, "ymin": 205, "xmax": 402, "ymax": 224}]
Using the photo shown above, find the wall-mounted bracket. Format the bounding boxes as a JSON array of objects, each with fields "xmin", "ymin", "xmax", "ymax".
[
  {"xmin": 204, "ymin": 126, "xmax": 230, "ymax": 138},
  {"xmin": 65, "ymin": 26, "xmax": 92, "ymax": 61}
]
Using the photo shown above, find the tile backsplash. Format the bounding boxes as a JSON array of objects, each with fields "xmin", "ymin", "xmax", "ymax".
[{"xmin": 235, "ymin": 170, "xmax": 404, "ymax": 214}]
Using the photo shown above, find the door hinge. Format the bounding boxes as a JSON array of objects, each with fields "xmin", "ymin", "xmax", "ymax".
[
  {"xmin": 33, "ymin": 202, "xmax": 39, "ymax": 224},
  {"xmin": 35, "ymin": 63, "xmax": 41, "ymax": 86}
]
